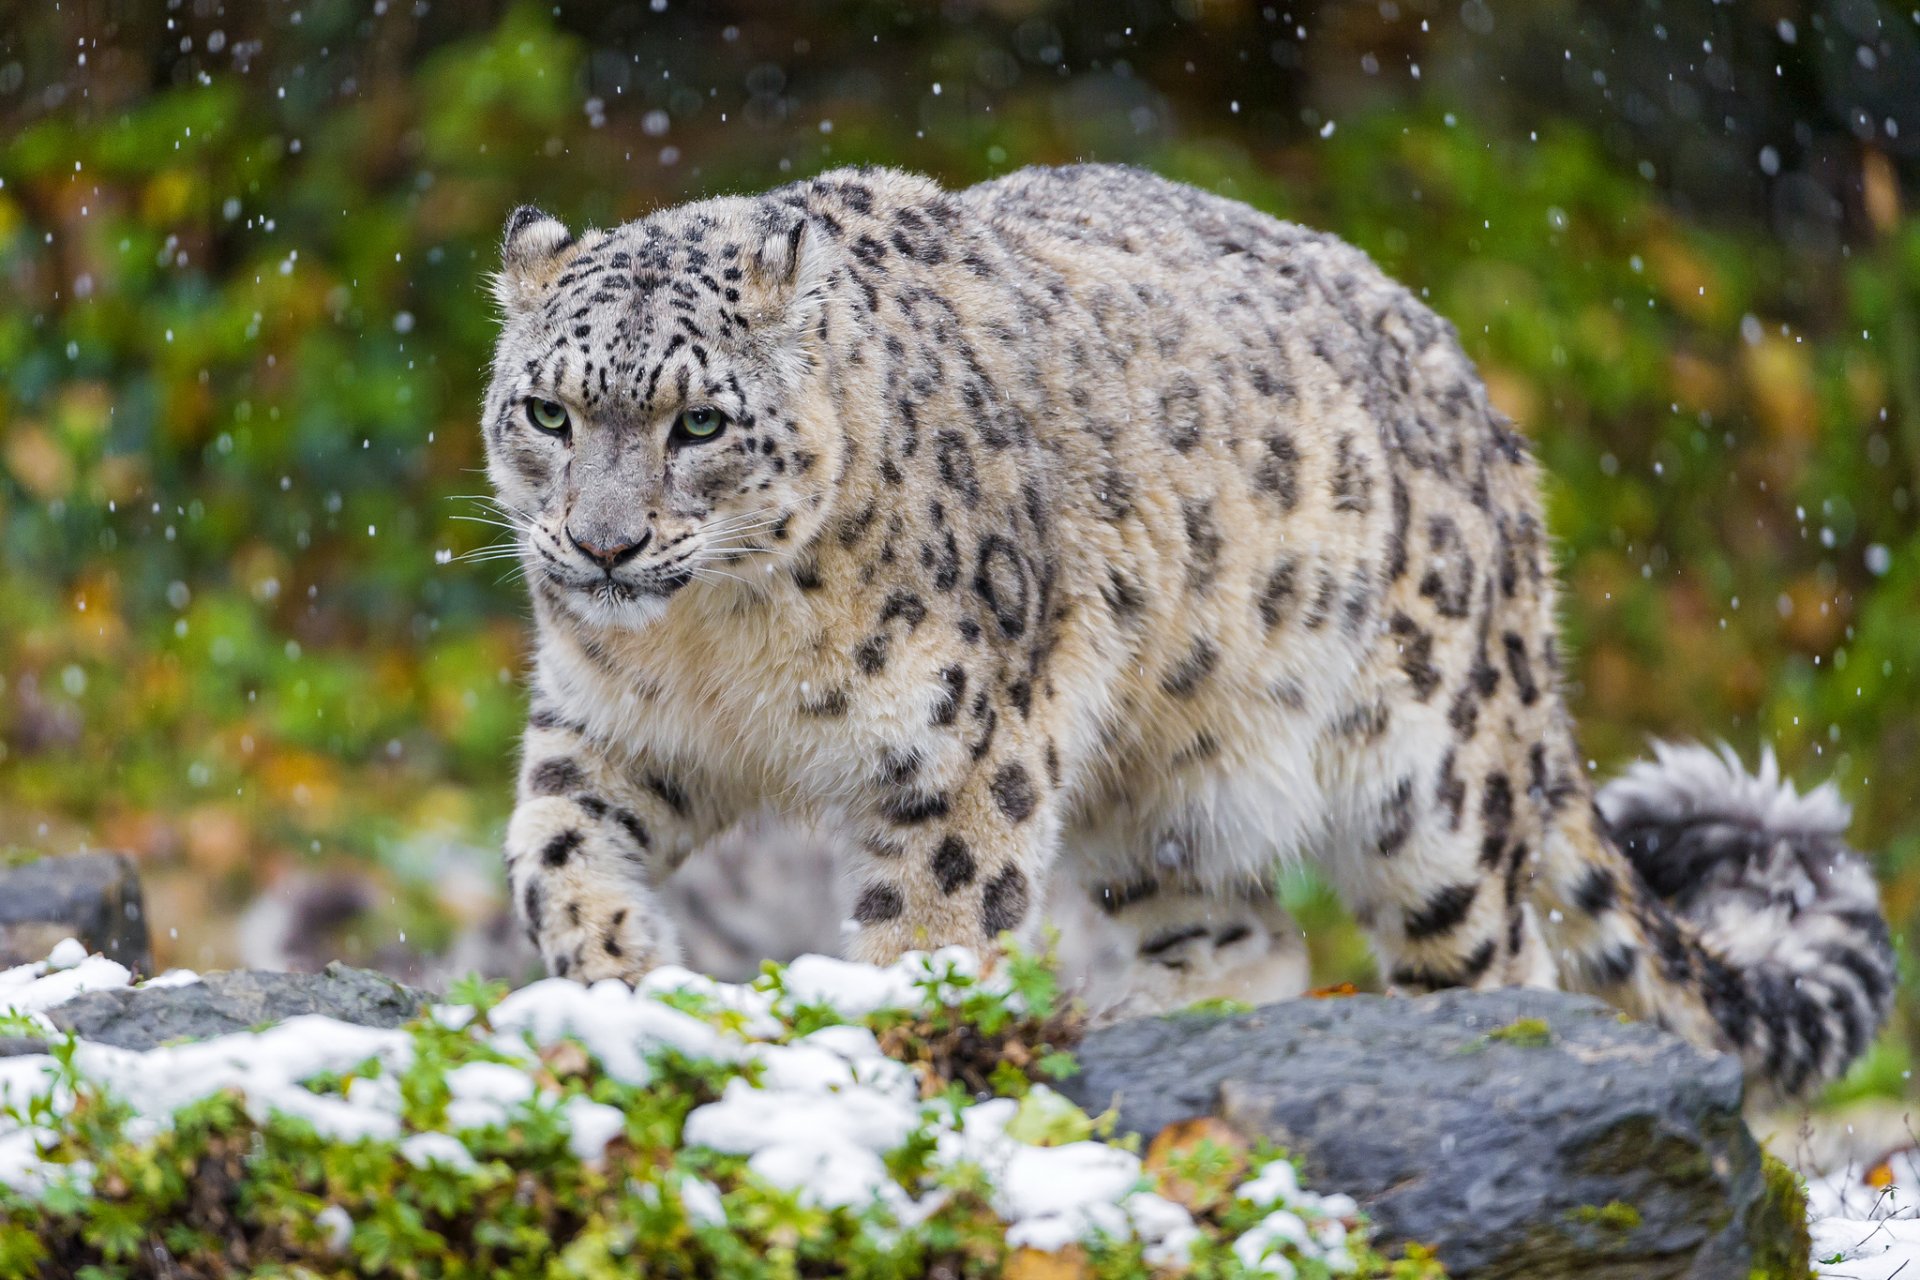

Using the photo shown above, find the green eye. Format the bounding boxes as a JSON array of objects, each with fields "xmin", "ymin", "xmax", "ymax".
[
  {"xmin": 527, "ymin": 398, "xmax": 570, "ymax": 435},
  {"xmin": 674, "ymin": 407, "xmax": 727, "ymax": 442}
]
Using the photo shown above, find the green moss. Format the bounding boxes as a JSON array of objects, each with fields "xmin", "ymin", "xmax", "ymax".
[
  {"xmin": 0, "ymin": 847, "xmax": 45, "ymax": 870},
  {"xmin": 1566, "ymin": 1200, "xmax": 1642, "ymax": 1231},
  {"xmin": 1486, "ymin": 1017, "xmax": 1554, "ymax": 1048},
  {"xmin": 1746, "ymin": 1152, "xmax": 1812, "ymax": 1280},
  {"xmin": 1177, "ymin": 997, "xmax": 1257, "ymax": 1019}
]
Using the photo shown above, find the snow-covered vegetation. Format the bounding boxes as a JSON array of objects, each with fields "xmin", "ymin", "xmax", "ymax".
[
  {"xmin": 1, "ymin": 941, "xmax": 1444, "ymax": 1278},
  {"xmin": 1808, "ymin": 1149, "xmax": 1920, "ymax": 1280},
  {"xmin": 3, "ymin": 938, "xmax": 1914, "ymax": 1277}
]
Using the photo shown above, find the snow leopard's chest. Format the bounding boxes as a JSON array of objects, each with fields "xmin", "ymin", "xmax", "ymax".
[{"xmin": 535, "ymin": 576, "xmax": 982, "ymax": 811}]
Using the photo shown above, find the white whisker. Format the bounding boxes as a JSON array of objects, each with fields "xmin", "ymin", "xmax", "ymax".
[{"xmin": 448, "ymin": 516, "xmax": 529, "ymax": 535}]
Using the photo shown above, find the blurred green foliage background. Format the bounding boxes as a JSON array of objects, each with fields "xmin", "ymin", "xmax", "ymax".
[{"xmin": 1, "ymin": 0, "xmax": 1915, "ymax": 1102}]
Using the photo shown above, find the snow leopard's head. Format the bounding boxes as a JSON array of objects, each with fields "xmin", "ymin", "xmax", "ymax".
[{"xmin": 481, "ymin": 195, "xmax": 840, "ymax": 630}]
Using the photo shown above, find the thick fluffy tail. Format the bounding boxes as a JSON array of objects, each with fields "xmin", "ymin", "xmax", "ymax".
[{"xmin": 1591, "ymin": 741, "xmax": 1896, "ymax": 1099}]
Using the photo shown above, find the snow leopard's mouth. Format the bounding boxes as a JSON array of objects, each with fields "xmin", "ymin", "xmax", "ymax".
[
  {"xmin": 536, "ymin": 565, "xmax": 688, "ymax": 629},
  {"xmin": 540, "ymin": 560, "xmax": 690, "ymax": 601}
]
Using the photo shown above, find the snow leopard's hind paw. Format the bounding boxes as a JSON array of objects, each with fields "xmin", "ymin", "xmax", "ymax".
[{"xmin": 1066, "ymin": 879, "xmax": 1309, "ymax": 1024}]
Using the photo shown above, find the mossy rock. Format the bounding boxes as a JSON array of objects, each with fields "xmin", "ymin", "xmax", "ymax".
[{"xmin": 1064, "ymin": 987, "xmax": 1806, "ymax": 1278}]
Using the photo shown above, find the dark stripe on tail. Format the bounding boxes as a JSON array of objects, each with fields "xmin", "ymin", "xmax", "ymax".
[{"xmin": 1594, "ymin": 741, "xmax": 1895, "ymax": 1099}]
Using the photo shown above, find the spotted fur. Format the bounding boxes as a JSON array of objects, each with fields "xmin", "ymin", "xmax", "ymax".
[{"xmin": 482, "ymin": 164, "xmax": 1891, "ymax": 1097}]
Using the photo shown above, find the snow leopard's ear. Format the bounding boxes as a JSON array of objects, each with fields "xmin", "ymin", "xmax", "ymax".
[
  {"xmin": 747, "ymin": 204, "xmax": 828, "ymax": 330},
  {"xmin": 492, "ymin": 205, "xmax": 575, "ymax": 311}
]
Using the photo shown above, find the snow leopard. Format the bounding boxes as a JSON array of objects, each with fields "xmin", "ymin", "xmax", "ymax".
[{"xmin": 479, "ymin": 163, "xmax": 1893, "ymax": 1097}]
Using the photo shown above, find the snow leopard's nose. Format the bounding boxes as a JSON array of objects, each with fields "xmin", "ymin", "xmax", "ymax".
[{"xmin": 566, "ymin": 525, "xmax": 651, "ymax": 571}]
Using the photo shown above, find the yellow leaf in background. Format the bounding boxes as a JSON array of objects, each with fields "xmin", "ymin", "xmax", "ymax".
[
  {"xmin": 135, "ymin": 655, "xmax": 187, "ymax": 717},
  {"xmin": 54, "ymin": 382, "xmax": 113, "ymax": 441},
  {"xmin": 1644, "ymin": 229, "xmax": 1722, "ymax": 324},
  {"xmin": 1862, "ymin": 150, "xmax": 1901, "ymax": 236},
  {"xmin": 68, "ymin": 570, "xmax": 128, "ymax": 659},
  {"xmin": 91, "ymin": 453, "xmax": 147, "ymax": 505},
  {"xmin": 141, "ymin": 170, "xmax": 197, "ymax": 225},
  {"xmin": 1778, "ymin": 576, "xmax": 1849, "ymax": 655},
  {"xmin": 376, "ymin": 652, "xmax": 417, "ymax": 705},
  {"xmin": 1004, "ymin": 1246, "xmax": 1091, "ymax": 1280},
  {"xmin": 183, "ymin": 804, "xmax": 250, "ymax": 875},
  {"xmin": 426, "ymin": 681, "xmax": 475, "ymax": 738},
  {"xmin": 4, "ymin": 424, "xmax": 74, "ymax": 500},
  {"xmin": 1479, "ymin": 363, "xmax": 1539, "ymax": 432},
  {"xmin": 1720, "ymin": 654, "xmax": 1768, "ymax": 718},
  {"xmin": 1583, "ymin": 643, "xmax": 1641, "ymax": 718},
  {"xmin": 1667, "ymin": 351, "xmax": 1730, "ymax": 419},
  {"xmin": 1845, "ymin": 352, "xmax": 1888, "ymax": 423},
  {"xmin": 1575, "ymin": 303, "xmax": 1628, "ymax": 368},
  {"xmin": 160, "ymin": 377, "xmax": 216, "ymax": 445},
  {"xmin": 1867, "ymin": 1160, "xmax": 1896, "ymax": 1190},
  {"xmin": 1741, "ymin": 336, "xmax": 1818, "ymax": 445},
  {"xmin": 408, "ymin": 783, "xmax": 475, "ymax": 838},
  {"xmin": 231, "ymin": 543, "xmax": 291, "ymax": 608},
  {"xmin": 260, "ymin": 750, "xmax": 343, "ymax": 822}
]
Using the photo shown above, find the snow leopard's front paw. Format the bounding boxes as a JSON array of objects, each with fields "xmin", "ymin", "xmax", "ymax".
[
  {"xmin": 504, "ymin": 795, "xmax": 682, "ymax": 983},
  {"xmin": 535, "ymin": 894, "xmax": 678, "ymax": 985}
]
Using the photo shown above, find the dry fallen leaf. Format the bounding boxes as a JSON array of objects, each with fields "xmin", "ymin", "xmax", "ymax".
[
  {"xmin": 1308, "ymin": 982, "xmax": 1359, "ymax": 999},
  {"xmin": 539, "ymin": 1040, "xmax": 591, "ymax": 1081},
  {"xmin": 1003, "ymin": 1245, "xmax": 1091, "ymax": 1280},
  {"xmin": 1145, "ymin": 1116, "xmax": 1250, "ymax": 1211}
]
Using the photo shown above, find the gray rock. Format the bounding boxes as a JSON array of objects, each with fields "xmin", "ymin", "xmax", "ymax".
[
  {"xmin": 1059, "ymin": 988, "xmax": 1796, "ymax": 1279},
  {"xmin": 0, "ymin": 852, "xmax": 151, "ymax": 975},
  {"xmin": 41, "ymin": 963, "xmax": 432, "ymax": 1051}
]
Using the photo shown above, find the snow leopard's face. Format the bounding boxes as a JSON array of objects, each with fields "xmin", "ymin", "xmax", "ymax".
[{"xmin": 480, "ymin": 198, "xmax": 838, "ymax": 630}]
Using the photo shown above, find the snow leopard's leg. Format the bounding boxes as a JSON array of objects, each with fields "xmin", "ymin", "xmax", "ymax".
[
  {"xmin": 841, "ymin": 740, "xmax": 1058, "ymax": 967},
  {"xmin": 1317, "ymin": 729, "xmax": 1547, "ymax": 998},
  {"xmin": 506, "ymin": 707, "xmax": 731, "ymax": 983},
  {"xmin": 1077, "ymin": 871, "xmax": 1310, "ymax": 1020}
]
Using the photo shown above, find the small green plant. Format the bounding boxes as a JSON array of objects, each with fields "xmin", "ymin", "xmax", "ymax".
[
  {"xmin": 445, "ymin": 973, "xmax": 509, "ymax": 1019},
  {"xmin": 1486, "ymin": 1017, "xmax": 1553, "ymax": 1048},
  {"xmin": 0, "ymin": 1010, "xmax": 49, "ymax": 1040}
]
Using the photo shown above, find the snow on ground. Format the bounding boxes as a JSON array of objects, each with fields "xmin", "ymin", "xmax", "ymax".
[
  {"xmin": 0, "ymin": 939, "xmax": 1359, "ymax": 1272},
  {"xmin": 1809, "ymin": 1148, "xmax": 1920, "ymax": 1279},
  {"xmin": 1, "ymin": 936, "xmax": 1908, "ymax": 1275}
]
